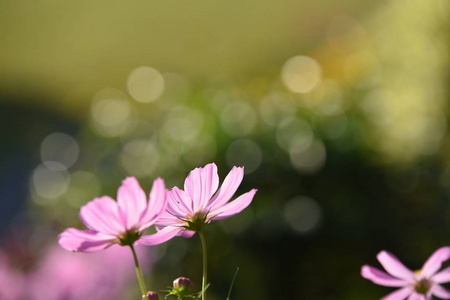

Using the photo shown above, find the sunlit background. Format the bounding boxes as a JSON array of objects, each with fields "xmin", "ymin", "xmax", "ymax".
[{"xmin": 1, "ymin": 0, "xmax": 450, "ymax": 299}]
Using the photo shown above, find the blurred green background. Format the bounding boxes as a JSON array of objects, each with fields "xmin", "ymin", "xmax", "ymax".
[{"xmin": 1, "ymin": 0, "xmax": 450, "ymax": 299}]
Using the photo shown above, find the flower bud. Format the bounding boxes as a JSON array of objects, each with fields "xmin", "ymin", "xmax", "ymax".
[
  {"xmin": 173, "ymin": 277, "xmax": 194, "ymax": 292},
  {"xmin": 142, "ymin": 291, "xmax": 159, "ymax": 300}
]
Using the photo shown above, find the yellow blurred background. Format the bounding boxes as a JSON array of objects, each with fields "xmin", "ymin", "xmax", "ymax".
[{"xmin": 1, "ymin": 0, "xmax": 450, "ymax": 299}]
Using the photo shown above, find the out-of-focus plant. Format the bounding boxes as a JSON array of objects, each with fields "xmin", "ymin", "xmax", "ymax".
[{"xmin": 0, "ymin": 240, "xmax": 151, "ymax": 300}]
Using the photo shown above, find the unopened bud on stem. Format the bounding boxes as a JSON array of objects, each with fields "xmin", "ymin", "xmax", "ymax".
[
  {"xmin": 173, "ymin": 277, "xmax": 194, "ymax": 292},
  {"xmin": 142, "ymin": 291, "xmax": 159, "ymax": 300}
]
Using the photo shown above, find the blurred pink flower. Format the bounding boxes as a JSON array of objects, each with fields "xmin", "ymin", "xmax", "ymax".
[
  {"xmin": 29, "ymin": 244, "xmax": 152, "ymax": 300},
  {"xmin": 0, "ymin": 251, "xmax": 25, "ymax": 300},
  {"xmin": 0, "ymin": 241, "xmax": 152, "ymax": 300},
  {"xmin": 59, "ymin": 177, "xmax": 177, "ymax": 252},
  {"xmin": 148, "ymin": 163, "xmax": 257, "ymax": 240},
  {"xmin": 361, "ymin": 247, "xmax": 450, "ymax": 300}
]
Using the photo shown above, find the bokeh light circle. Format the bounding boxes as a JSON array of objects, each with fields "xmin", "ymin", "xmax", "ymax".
[
  {"xmin": 120, "ymin": 139, "xmax": 159, "ymax": 178},
  {"xmin": 220, "ymin": 101, "xmax": 257, "ymax": 137},
  {"xmin": 226, "ymin": 138, "xmax": 263, "ymax": 174},
  {"xmin": 32, "ymin": 162, "xmax": 70, "ymax": 202},
  {"xmin": 284, "ymin": 196, "xmax": 322, "ymax": 234},
  {"xmin": 40, "ymin": 132, "xmax": 79, "ymax": 169},
  {"xmin": 90, "ymin": 88, "xmax": 131, "ymax": 137},
  {"xmin": 276, "ymin": 117, "xmax": 313, "ymax": 152},
  {"xmin": 282, "ymin": 56, "xmax": 322, "ymax": 94},
  {"xmin": 65, "ymin": 171, "xmax": 102, "ymax": 208},
  {"xmin": 289, "ymin": 139, "xmax": 326, "ymax": 174},
  {"xmin": 127, "ymin": 66, "xmax": 165, "ymax": 103}
]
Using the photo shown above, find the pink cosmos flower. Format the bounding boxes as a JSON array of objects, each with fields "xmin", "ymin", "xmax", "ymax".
[
  {"xmin": 59, "ymin": 177, "xmax": 178, "ymax": 253},
  {"xmin": 361, "ymin": 247, "xmax": 450, "ymax": 300},
  {"xmin": 151, "ymin": 163, "xmax": 257, "ymax": 238}
]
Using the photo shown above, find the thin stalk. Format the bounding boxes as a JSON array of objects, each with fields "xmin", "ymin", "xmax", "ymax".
[
  {"xmin": 198, "ymin": 230, "xmax": 208, "ymax": 300},
  {"xmin": 226, "ymin": 267, "xmax": 239, "ymax": 300},
  {"xmin": 130, "ymin": 244, "xmax": 148, "ymax": 300}
]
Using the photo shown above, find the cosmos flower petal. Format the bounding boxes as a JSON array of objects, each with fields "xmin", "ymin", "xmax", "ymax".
[
  {"xmin": 155, "ymin": 226, "xmax": 195, "ymax": 237},
  {"xmin": 184, "ymin": 163, "xmax": 219, "ymax": 212},
  {"xmin": 420, "ymin": 247, "xmax": 450, "ymax": 278},
  {"xmin": 59, "ymin": 176, "xmax": 172, "ymax": 253},
  {"xmin": 154, "ymin": 210, "xmax": 186, "ymax": 226},
  {"xmin": 138, "ymin": 178, "xmax": 167, "ymax": 230},
  {"xmin": 431, "ymin": 266, "xmax": 450, "ymax": 284},
  {"xmin": 156, "ymin": 163, "xmax": 256, "ymax": 236},
  {"xmin": 431, "ymin": 285, "xmax": 450, "ymax": 299},
  {"xmin": 377, "ymin": 251, "xmax": 415, "ymax": 280},
  {"xmin": 117, "ymin": 177, "xmax": 148, "ymax": 230},
  {"xmin": 210, "ymin": 189, "xmax": 257, "ymax": 220},
  {"xmin": 381, "ymin": 286, "xmax": 414, "ymax": 300},
  {"xmin": 136, "ymin": 227, "xmax": 182, "ymax": 246},
  {"xmin": 363, "ymin": 248, "xmax": 450, "ymax": 300},
  {"xmin": 361, "ymin": 265, "xmax": 409, "ymax": 287},
  {"xmin": 58, "ymin": 228, "xmax": 116, "ymax": 253},
  {"xmin": 167, "ymin": 187, "xmax": 194, "ymax": 216},
  {"xmin": 206, "ymin": 166, "xmax": 244, "ymax": 211},
  {"xmin": 406, "ymin": 293, "xmax": 425, "ymax": 300},
  {"xmin": 179, "ymin": 230, "xmax": 196, "ymax": 238},
  {"xmin": 79, "ymin": 196, "xmax": 124, "ymax": 235}
]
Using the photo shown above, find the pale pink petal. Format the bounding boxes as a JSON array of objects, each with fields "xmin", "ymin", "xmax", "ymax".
[
  {"xmin": 377, "ymin": 251, "xmax": 415, "ymax": 280},
  {"xmin": 136, "ymin": 227, "xmax": 181, "ymax": 246},
  {"xmin": 58, "ymin": 228, "xmax": 117, "ymax": 253},
  {"xmin": 361, "ymin": 265, "xmax": 409, "ymax": 287},
  {"xmin": 210, "ymin": 189, "xmax": 257, "ymax": 220},
  {"xmin": 184, "ymin": 163, "xmax": 219, "ymax": 212},
  {"xmin": 138, "ymin": 178, "xmax": 167, "ymax": 231},
  {"xmin": 206, "ymin": 166, "xmax": 244, "ymax": 211},
  {"xmin": 117, "ymin": 177, "xmax": 147, "ymax": 230},
  {"xmin": 167, "ymin": 187, "xmax": 194, "ymax": 216},
  {"xmin": 431, "ymin": 285, "xmax": 450, "ymax": 299},
  {"xmin": 79, "ymin": 196, "xmax": 124, "ymax": 236},
  {"xmin": 381, "ymin": 287, "xmax": 414, "ymax": 300},
  {"xmin": 431, "ymin": 266, "xmax": 450, "ymax": 283},
  {"xmin": 155, "ymin": 226, "xmax": 194, "ymax": 238},
  {"xmin": 407, "ymin": 293, "xmax": 425, "ymax": 300},
  {"xmin": 154, "ymin": 210, "xmax": 186, "ymax": 226},
  {"xmin": 420, "ymin": 247, "xmax": 450, "ymax": 278},
  {"xmin": 179, "ymin": 230, "xmax": 195, "ymax": 238}
]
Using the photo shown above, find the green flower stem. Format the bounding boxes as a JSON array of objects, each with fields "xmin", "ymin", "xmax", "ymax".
[
  {"xmin": 226, "ymin": 267, "xmax": 239, "ymax": 300},
  {"xmin": 130, "ymin": 244, "xmax": 148, "ymax": 300},
  {"xmin": 198, "ymin": 230, "xmax": 208, "ymax": 300}
]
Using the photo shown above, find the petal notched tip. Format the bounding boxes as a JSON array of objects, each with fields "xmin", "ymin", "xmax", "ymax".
[
  {"xmin": 361, "ymin": 265, "xmax": 408, "ymax": 287},
  {"xmin": 117, "ymin": 176, "xmax": 148, "ymax": 230},
  {"xmin": 211, "ymin": 188, "xmax": 257, "ymax": 221},
  {"xmin": 377, "ymin": 250, "xmax": 414, "ymax": 280},
  {"xmin": 421, "ymin": 246, "xmax": 450, "ymax": 278},
  {"xmin": 122, "ymin": 176, "xmax": 140, "ymax": 185}
]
